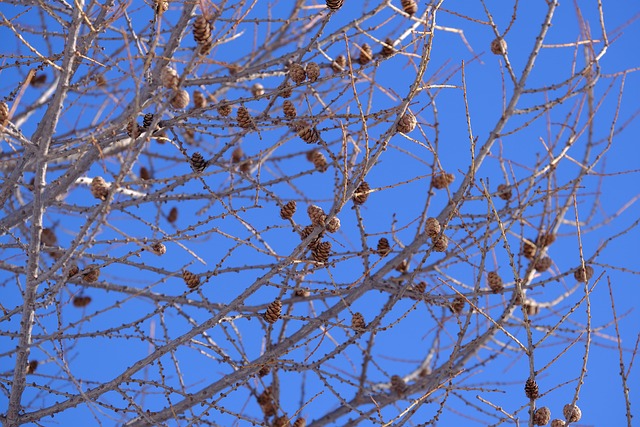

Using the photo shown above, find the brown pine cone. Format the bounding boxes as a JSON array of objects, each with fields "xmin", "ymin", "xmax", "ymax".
[
  {"xmin": 390, "ymin": 375, "xmax": 406, "ymax": 396},
  {"xmin": 351, "ymin": 312, "xmax": 366, "ymax": 331},
  {"xmin": 217, "ymin": 100, "xmax": 232, "ymax": 116},
  {"xmin": 574, "ymin": 265, "xmax": 594, "ymax": 283},
  {"xmin": 326, "ymin": 217, "xmax": 341, "ymax": 233},
  {"xmin": 533, "ymin": 407, "xmax": 551, "ymax": 426},
  {"xmin": 487, "ymin": 271, "xmax": 503, "ymax": 293},
  {"xmin": 264, "ymin": 299, "xmax": 282, "ymax": 324},
  {"xmin": 311, "ymin": 150, "xmax": 328, "ymax": 172},
  {"xmin": 306, "ymin": 62, "xmax": 320, "ymax": 82},
  {"xmin": 431, "ymin": 172, "xmax": 455, "ymax": 189},
  {"xmin": 307, "ymin": 205, "xmax": 326, "ymax": 226},
  {"xmin": 534, "ymin": 256, "xmax": 552, "ymax": 272},
  {"xmin": 401, "ymin": 0, "xmax": 418, "ymax": 15},
  {"xmin": 353, "ymin": 181, "xmax": 370, "ymax": 205},
  {"xmin": 170, "ymin": 89, "xmax": 190, "ymax": 109},
  {"xmin": 280, "ymin": 200, "xmax": 297, "ymax": 220},
  {"xmin": 193, "ymin": 90, "xmax": 207, "ymax": 108},
  {"xmin": 397, "ymin": 111, "xmax": 417, "ymax": 133},
  {"xmin": 295, "ymin": 121, "xmax": 320, "ymax": 143},
  {"xmin": 432, "ymin": 234, "xmax": 448, "ymax": 252},
  {"xmin": 332, "ymin": 55, "xmax": 346, "ymax": 73},
  {"xmin": 192, "ymin": 15, "xmax": 213, "ymax": 55},
  {"xmin": 381, "ymin": 38, "xmax": 395, "ymax": 57},
  {"xmin": 289, "ymin": 63, "xmax": 307, "ymax": 84},
  {"xmin": 326, "ymin": 0, "xmax": 344, "ymax": 10},
  {"xmin": 90, "ymin": 176, "xmax": 109, "ymax": 200},
  {"xmin": 283, "ymin": 100, "xmax": 297, "ymax": 119},
  {"xmin": 182, "ymin": 270, "xmax": 200, "ymax": 289},
  {"xmin": 524, "ymin": 377, "xmax": 539, "ymax": 399},
  {"xmin": 312, "ymin": 241, "xmax": 331, "ymax": 263},
  {"xmin": 425, "ymin": 217, "xmax": 441, "ymax": 238},
  {"xmin": 190, "ymin": 152, "xmax": 208, "ymax": 173},
  {"xmin": 236, "ymin": 106, "xmax": 255, "ymax": 129},
  {"xmin": 496, "ymin": 183, "xmax": 512, "ymax": 201},
  {"xmin": 376, "ymin": 238, "xmax": 391, "ymax": 257},
  {"xmin": 490, "ymin": 37, "xmax": 507, "ymax": 55}
]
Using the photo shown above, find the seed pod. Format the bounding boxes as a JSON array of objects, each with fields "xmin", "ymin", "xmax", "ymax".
[
  {"xmin": 523, "ymin": 300, "xmax": 540, "ymax": 316},
  {"xmin": 312, "ymin": 241, "xmax": 331, "ymax": 263},
  {"xmin": 534, "ymin": 256, "xmax": 552, "ymax": 272},
  {"xmin": 41, "ymin": 228, "xmax": 57, "ymax": 247},
  {"xmin": 283, "ymin": 100, "xmax": 297, "ymax": 118},
  {"xmin": 311, "ymin": 150, "xmax": 328, "ymax": 172},
  {"xmin": 142, "ymin": 113, "xmax": 154, "ymax": 129},
  {"xmin": 562, "ymin": 404, "xmax": 581, "ymax": 422},
  {"xmin": 280, "ymin": 201, "xmax": 296, "ymax": 220},
  {"xmin": 236, "ymin": 106, "xmax": 255, "ymax": 129},
  {"xmin": 273, "ymin": 415, "xmax": 290, "ymax": 427},
  {"xmin": 192, "ymin": 15, "xmax": 213, "ymax": 55},
  {"xmin": 90, "ymin": 176, "xmax": 109, "ymax": 200},
  {"xmin": 358, "ymin": 43, "xmax": 373, "ymax": 65},
  {"xmin": 161, "ymin": 66, "xmax": 179, "ymax": 89},
  {"xmin": 278, "ymin": 82, "xmax": 293, "ymax": 99},
  {"xmin": 190, "ymin": 152, "xmax": 208, "ymax": 173},
  {"xmin": 431, "ymin": 172, "xmax": 455, "ymax": 189},
  {"xmin": 193, "ymin": 90, "xmax": 207, "ymax": 109},
  {"xmin": 550, "ymin": 420, "xmax": 565, "ymax": 427},
  {"xmin": 396, "ymin": 259, "xmax": 409, "ymax": 273},
  {"xmin": 353, "ymin": 181, "xmax": 370, "ymax": 205},
  {"xmin": 182, "ymin": 270, "xmax": 200, "ymax": 289},
  {"xmin": 450, "ymin": 295, "xmax": 465, "ymax": 313},
  {"xmin": 140, "ymin": 166, "xmax": 151, "ymax": 181},
  {"xmin": 376, "ymin": 238, "xmax": 391, "ymax": 257},
  {"xmin": 264, "ymin": 299, "xmax": 282, "ymax": 323},
  {"xmin": 295, "ymin": 121, "xmax": 320, "ymax": 144},
  {"xmin": 413, "ymin": 281, "xmax": 426, "ymax": 295},
  {"xmin": 381, "ymin": 38, "xmax": 395, "ymax": 57},
  {"xmin": 524, "ymin": 378, "xmax": 539, "ymax": 400},
  {"xmin": 67, "ymin": 264, "xmax": 80, "ymax": 278},
  {"xmin": 0, "ymin": 101, "xmax": 9, "ymax": 126},
  {"xmin": 258, "ymin": 365, "xmax": 271, "ymax": 377},
  {"xmin": 300, "ymin": 224, "xmax": 321, "ymax": 249},
  {"xmin": 522, "ymin": 238, "xmax": 536, "ymax": 259},
  {"xmin": 170, "ymin": 89, "xmax": 190, "ymax": 109},
  {"xmin": 151, "ymin": 242, "xmax": 166, "ymax": 255},
  {"xmin": 536, "ymin": 233, "xmax": 556, "ymax": 247},
  {"xmin": 231, "ymin": 147, "xmax": 244, "ymax": 163},
  {"xmin": 155, "ymin": 0, "xmax": 168, "ymax": 14},
  {"xmin": 294, "ymin": 288, "xmax": 310, "ymax": 297},
  {"xmin": 126, "ymin": 119, "xmax": 142, "ymax": 139},
  {"xmin": 26, "ymin": 360, "xmax": 38, "ymax": 374},
  {"xmin": 292, "ymin": 418, "xmax": 306, "ymax": 427},
  {"xmin": 425, "ymin": 217, "xmax": 441, "ymax": 238},
  {"xmin": 83, "ymin": 267, "xmax": 100, "ymax": 283},
  {"xmin": 487, "ymin": 271, "xmax": 503, "ymax": 293},
  {"xmin": 574, "ymin": 265, "xmax": 594, "ymax": 283},
  {"xmin": 432, "ymin": 234, "xmax": 448, "ymax": 252},
  {"xmin": 72, "ymin": 295, "xmax": 92, "ymax": 308},
  {"xmin": 249, "ymin": 83, "xmax": 264, "ymax": 97},
  {"xmin": 326, "ymin": 0, "xmax": 344, "ymax": 10},
  {"xmin": 306, "ymin": 62, "xmax": 320, "ymax": 82},
  {"xmin": 351, "ymin": 312, "xmax": 366, "ymax": 331},
  {"xmin": 307, "ymin": 205, "xmax": 326, "ymax": 226},
  {"xmin": 289, "ymin": 63, "xmax": 306, "ymax": 84},
  {"xmin": 397, "ymin": 111, "xmax": 417, "ymax": 133},
  {"xmin": 490, "ymin": 37, "xmax": 507, "ymax": 55},
  {"xmin": 167, "ymin": 206, "xmax": 178, "ymax": 223},
  {"xmin": 533, "ymin": 407, "xmax": 551, "ymax": 426},
  {"xmin": 257, "ymin": 387, "xmax": 275, "ymax": 416},
  {"xmin": 497, "ymin": 183, "xmax": 512, "ymax": 201},
  {"xmin": 326, "ymin": 217, "xmax": 340, "ymax": 233},
  {"xmin": 401, "ymin": 0, "xmax": 418, "ymax": 15},
  {"xmin": 332, "ymin": 55, "xmax": 346, "ymax": 73},
  {"xmin": 217, "ymin": 100, "xmax": 232, "ymax": 116},
  {"xmin": 390, "ymin": 375, "xmax": 406, "ymax": 396}
]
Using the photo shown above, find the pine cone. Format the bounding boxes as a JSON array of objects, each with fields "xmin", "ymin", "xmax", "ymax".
[
  {"xmin": 522, "ymin": 238, "xmax": 536, "ymax": 259},
  {"xmin": 311, "ymin": 150, "xmax": 328, "ymax": 172},
  {"xmin": 295, "ymin": 121, "xmax": 320, "ymax": 143},
  {"xmin": 190, "ymin": 152, "xmax": 208, "ymax": 173},
  {"xmin": 251, "ymin": 83, "xmax": 264, "ymax": 97},
  {"xmin": 523, "ymin": 300, "xmax": 540, "ymax": 316},
  {"xmin": 236, "ymin": 106, "xmax": 255, "ymax": 129},
  {"xmin": 487, "ymin": 271, "xmax": 503, "ymax": 293},
  {"xmin": 72, "ymin": 295, "xmax": 92, "ymax": 308},
  {"xmin": 306, "ymin": 62, "xmax": 320, "ymax": 82},
  {"xmin": 231, "ymin": 147, "xmax": 244, "ymax": 163},
  {"xmin": 550, "ymin": 420, "xmax": 565, "ymax": 427},
  {"xmin": 432, "ymin": 234, "xmax": 448, "ymax": 252},
  {"xmin": 332, "ymin": 55, "xmax": 346, "ymax": 73},
  {"xmin": 536, "ymin": 232, "xmax": 556, "ymax": 247},
  {"xmin": 490, "ymin": 37, "xmax": 507, "ymax": 55},
  {"xmin": 279, "ymin": 81, "xmax": 293, "ymax": 98},
  {"xmin": 397, "ymin": 111, "xmax": 417, "ymax": 133},
  {"xmin": 283, "ymin": 100, "xmax": 297, "ymax": 118},
  {"xmin": 257, "ymin": 387, "xmax": 275, "ymax": 416},
  {"xmin": 0, "ymin": 101, "xmax": 9, "ymax": 126},
  {"xmin": 562, "ymin": 404, "xmax": 581, "ymax": 422},
  {"xmin": 193, "ymin": 90, "xmax": 207, "ymax": 108},
  {"xmin": 401, "ymin": 0, "xmax": 418, "ymax": 15},
  {"xmin": 258, "ymin": 365, "xmax": 270, "ymax": 377},
  {"xmin": 264, "ymin": 299, "xmax": 282, "ymax": 323},
  {"xmin": 289, "ymin": 63, "xmax": 306, "ymax": 84},
  {"xmin": 352, "ymin": 181, "xmax": 370, "ymax": 205},
  {"xmin": 525, "ymin": 378, "xmax": 539, "ymax": 399},
  {"xmin": 90, "ymin": 176, "xmax": 109, "ymax": 200},
  {"xmin": 413, "ymin": 281, "xmax": 426, "ymax": 297},
  {"xmin": 126, "ymin": 119, "xmax": 142, "ymax": 139},
  {"xmin": 83, "ymin": 267, "xmax": 100, "ymax": 283},
  {"xmin": 496, "ymin": 183, "xmax": 512, "ymax": 200},
  {"xmin": 192, "ymin": 15, "xmax": 213, "ymax": 55},
  {"xmin": 294, "ymin": 288, "xmax": 310, "ymax": 298},
  {"xmin": 167, "ymin": 206, "xmax": 178, "ymax": 223},
  {"xmin": 381, "ymin": 38, "xmax": 395, "ymax": 57},
  {"xmin": 312, "ymin": 241, "xmax": 331, "ymax": 263},
  {"xmin": 390, "ymin": 375, "xmax": 406, "ymax": 396},
  {"xmin": 41, "ymin": 228, "xmax": 57, "ymax": 246},
  {"xmin": 217, "ymin": 100, "xmax": 232, "ymax": 116},
  {"xmin": 67, "ymin": 264, "xmax": 80, "ymax": 278},
  {"xmin": 326, "ymin": 217, "xmax": 340, "ymax": 233},
  {"xmin": 182, "ymin": 270, "xmax": 200, "ymax": 289},
  {"xmin": 307, "ymin": 205, "xmax": 326, "ymax": 226},
  {"xmin": 450, "ymin": 295, "xmax": 465, "ymax": 313},
  {"xmin": 273, "ymin": 415, "xmax": 291, "ymax": 427},
  {"xmin": 140, "ymin": 166, "xmax": 151, "ymax": 180},
  {"xmin": 574, "ymin": 265, "xmax": 594, "ymax": 283},
  {"xmin": 358, "ymin": 43, "xmax": 373, "ymax": 65},
  {"xmin": 376, "ymin": 238, "xmax": 391, "ymax": 257},
  {"xmin": 154, "ymin": 0, "xmax": 168, "ymax": 14},
  {"xmin": 431, "ymin": 172, "xmax": 455, "ymax": 189},
  {"xmin": 395, "ymin": 259, "xmax": 409, "ymax": 273},
  {"xmin": 533, "ymin": 407, "xmax": 551, "ymax": 426},
  {"xmin": 351, "ymin": 312, "xmax": 366, "ymax": 331},
  {"xmin": 170, "ymin": 89, "xmax": 190, "ymax": 109},
  {"xmin": 151, "ymin": 242, "xmax": 166, "ymax": 255},
  {"xmin": 326, "ymin": 0, "xmax": 344, "ymax": 10},
  {"xmin": 534, "ymin": 256, "xmax": 552, "ymax": 272},
  {"xmin": 300, "ymin": 224, "xmax": 321, "ymax": 249},
  {"xmin": 425, "ymin": 217, "xmax": 441, "ymax": 238},
  {"xmin": 280, "ymin": 201, "xmax": 297, "ymax": 220},
  {"xmin": 292, "ymin": 418, "xmax": 306, "ymax": 427},
  {"xmin": 142, "ymin": 113, "xmax": 154, "ymax": 129},
  {"xmin": 161, "ymin": 66, "xmax": 179, "ymax": 89}
]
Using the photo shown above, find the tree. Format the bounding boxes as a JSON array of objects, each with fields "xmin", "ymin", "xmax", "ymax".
[{"xmin": 1, "ymin": 0, "xmax": 638, "ymax": 426}]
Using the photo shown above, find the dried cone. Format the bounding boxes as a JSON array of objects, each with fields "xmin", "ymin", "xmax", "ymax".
[
  {"xmin": 151, "ymin": 242, "xmax": 166, "ymax": 255},
  {"xmin": 397, "ymin": 111, "xmax": 417, "ymax": 133},
  {"xmin": 413, "ymin": 281, "xmax": 426, "ymax": 298},
  {"xmin": 300, "ymin": 224, "xmax": 321, "ymax": 249},
  {"xmin": 167, "ymin": 206, "xmax": 178, "ymax": 223},
  {"xmin": 294, "ymin": 288, "xmax": 310, "ymax": 297},
  {"xmin": 236, "ymin": 106, "xmax": 255, "ymax": 129},
  {"xmin": 257, "ymin": 387, "xmax": 275, "ymax": 416},
  {"xmin": 312, "ymin": 241, "xmax": 331, "ymax": 264},
  {"xmin": 140, "ymin": 166, "xmax": 150, "ymax": 181},
  {"xmin": 306, "ymin": 62, "xmax": 320, "ymax": 82},
  {"xmin": 401, "ymin": 0, "xmax": 418, "ymax": 15},
  {"xmin": 170, "ymin": 89, "xmax": 190, "ymax": 109},
  {"xmin": 231, "ymin": 147, "xmax": 244, "ymax": 163},
  {"xmin": 67, "ymin": 264, "xmax": 80, "ymax": 278},
  {"xmin": 155, "ymin": 0, "xmax": 168, "ymax": 14},
  {"xmin": 524, "ymin": 378, "xmax": 539, "ymax": 399},
  {"xmin": 127, "ymin": 119, "xmax": 142, "ymax": 139},
  {"xmin": 161, "ymin": 66, "xmax": 179, "ymax": 89},
  {"xmin": 217, "ymin": 100, "xmax": 232, "ymax": 117},
  {"xmin": 326, "ymin": 0, "xmax": 344, "ymax": 10},
  {"xmin": 142, "ymin": 113, "xmax": 154, "ymax": 129},
  {"xmin": 273, "ymin": 415, "xmax": 291, "ymax": 427},
  {"xmin": 562, "ymin": 404, "xmax": 581, "ymax": 422},
  {"xmin": 431, "ymin": 172, "xmax": 455, "ymax": 189},
  {"xmin": 72, "ymin": 295, "xmax": 92, "ymax": 308},
  {"xmin": 29, "ymin": 74, "xmax": 46, "ymax": 87},
  {"xmin": 432, "ymin": 234, "xmax": 448, "ymax": 252},
  {"xmin": 326, "ymin": 217, "xmax": 340, "ymax": 233},
  {"xmin": 258, "ymin": 365, "xmax": 271, "ymax": 377},
  {"xmin": 523, "ymin": 300, "xmax": 540, "ymax": 316},
  {"xmin": 264, "ymin": 299, "xmax": 282, "ymax": 324},
  {"xmin": 376, "ymin": 238, "xmax": 391, "ymax": 257},
  {"xmin": 182, "ymin": 270, "xmax": 200, "ymax": 289},
  {"xmin": 487, "ymin": 271, "xmax": 503, "ymax": 293},
  {"xmin": 537, "ymin": 233, "xmax": 556, "ymax": 248},
  {"xmin": 390, "ymin": 375, "xmax": 406, "ymax": 396},
  {"xmin": 353, "ymin": 181, "xmax": 370, "ymax": 205},
  {"xmin": 41, "ymin": 228, "xmax": 57, "ymax": 247},
  {"xmin": 279, "ymin": 82, "xmax": 293, "ymax": 98},
  {"xmin": 533, "ymin": 407, "xmax": 551, "ymax": 426},
  {"xmin": 358, "ymin": 43, "xmax": 373, "ymax": 65},
  {"xmin": 192, "ymin": 15, "xmax": 213, "ymax": 55},
  {"xmin": 522, "ymin": 238, "xmax": 536, "ymax": 259},
  {"xmin": 574, "ymin": 265, "xmax": 594, "ymax": 283},
  {"xmin": 251, "ymin": 83, "xmax": 264, "ymax": 97},
  {"xmin": 26, "ymin": 360, "xmax": 38, "ymax": 374},
  {"xmin": 396, "ymin": 259, "xmax": 409, "ymax": 273},
  {"xmin": 490, "ymin": 37, "xmax": 508, "ymax": 55},
  {"xmin": 425, "ymin": 217, "xmax": 441, "ymax": 238},
  {"xmin": 551, "ymin": 420, "xmax": 566, "ymax": 427},
  {"xmin": 0, "ymin": 101, "xmax": 9, "ymax": 126},
  {"xmin": 283, "ymin": 100, "xmax": 297, "ymax": 119},
  {"xmin": 190, "ymin": 152, "xmax": 208, "ymax": 173},
  {"xmin": 193, "ymin": 90, "xmax": 207, "ymax": 109},
  {"xmin": 280, "ymin": 201, "xmax": 297, "ymax": 220},
  {"xmin": 292, "ymin": 419, "xmax": 306, "ymax": 427},
  {"xmin": 83, "ymin": 267, "xmax": 100, "ymax": 283},
  {"xmin": 450, "ymin": 295, "xmax": 465, "ymax": 313},
  {"xmin": 497, "ymin": 183, "xmax": 512, "ymax": 201},
  {"xmin": 351, "ymin": 312, "xmax": 366, "ymax": 331},
  {"xmin": 90, "ymin": 176, "xmax": 109, "ymax": 200},
  {"xmin": 296, "ymin": 121, "xmax": 320, "ymax": 144},
  {"xmin": 332, "ymin": 55, "xmax": 346, "ymax": 73},
  {"xmin": 289, "ymin": 63, "xmax": 306, "ymax": 84},
  {"xmin": 307, "ymin": 205, "xmax": 326, "ymax": 226},
  {"xmin": 311, "ymin": 150, "xmax": 328, "ymax": 172},
  {"xmin": 534, "ymin": 256, "xmax": 552, "ymax": 272},
  {"xmin": 381, "ymin": 38, "xmax": 395, "ymax": 57}
]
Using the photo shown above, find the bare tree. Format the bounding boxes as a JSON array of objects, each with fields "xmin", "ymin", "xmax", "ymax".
[{"xmin": 1, "ymin": 1, "xmax": 638, "ymax": 426}]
